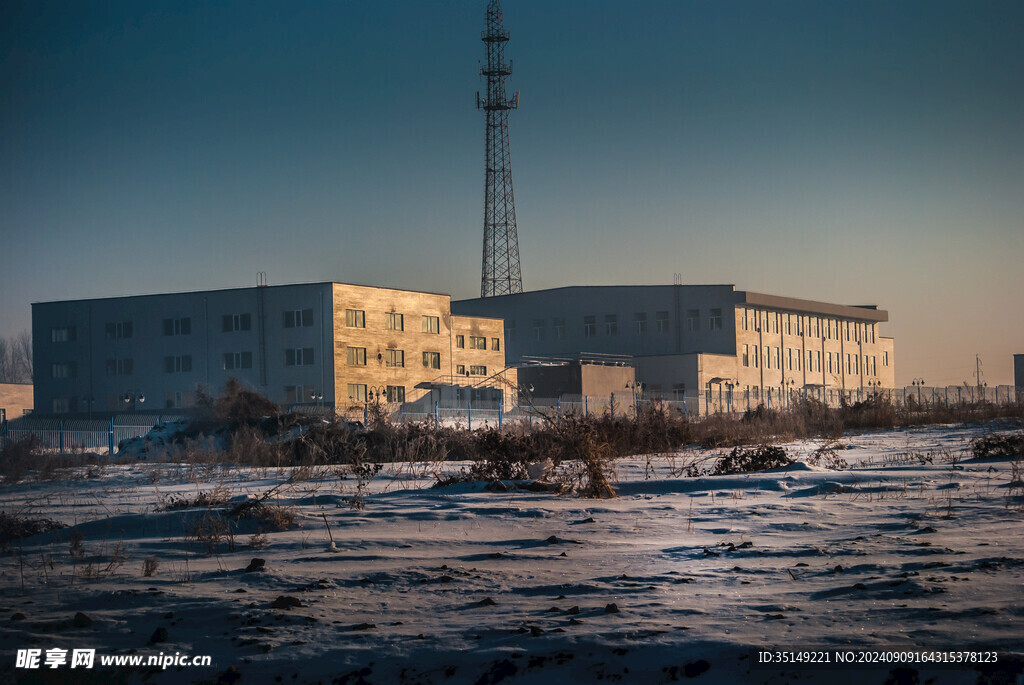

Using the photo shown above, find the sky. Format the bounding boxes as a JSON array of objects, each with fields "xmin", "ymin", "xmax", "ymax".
[{"xmin": 1, "ymin": 0, "xmax": 1021, "ymax": 386}]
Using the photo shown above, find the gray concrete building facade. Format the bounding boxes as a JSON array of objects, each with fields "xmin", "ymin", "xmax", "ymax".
[
  {"xmin": 453, "ymin": 284, "xmax": 894, "ymax": 407},
  {"xmin": 33, "ymin": 282, "xmax": 513, "ymax": 417}
]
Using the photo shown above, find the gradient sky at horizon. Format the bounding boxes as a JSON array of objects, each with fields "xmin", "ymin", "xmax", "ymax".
[{"xmin": 1, "ymin": 0, "xmax": 1021, "ymax": 386}]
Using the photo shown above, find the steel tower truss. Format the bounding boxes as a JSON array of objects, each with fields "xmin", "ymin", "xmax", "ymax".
[{"xmin": 477, "ymin": 0, "xmax": 522, "ymax": 297}]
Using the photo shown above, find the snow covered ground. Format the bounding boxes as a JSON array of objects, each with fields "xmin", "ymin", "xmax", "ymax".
[{"xmin": 2, "ymin": 422, "xmax": 1022, "ymax": 684}]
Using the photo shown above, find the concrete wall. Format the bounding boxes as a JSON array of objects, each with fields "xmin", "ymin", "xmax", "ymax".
[
  {"xmin": 454, "ymin": 285, "xmax": 895, "ymax": 400},
  {"xmin": 0, "ymin": 383, "xmax": 33, "ymax": 419},
  {"xmin": 452, "ymin": 285, "xmax": 741, "ymax": 361},
  {"xmin": 33, "ymin": 283, "xmax": 333, "ymax": 414},
  {"xmin": 33, "ymin": 282, "xmax": 513, "ymax": 416},
  {"xmin": 518, "ymin": 362, "xmax": 634, "ymax": 399}
]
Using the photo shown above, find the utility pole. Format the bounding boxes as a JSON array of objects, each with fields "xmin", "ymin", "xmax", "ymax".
[{"xmin": 478, "ymin": 0, "xmax": 523, "ymax": 297}]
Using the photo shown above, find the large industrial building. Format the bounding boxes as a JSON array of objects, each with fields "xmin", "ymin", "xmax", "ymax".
[
  {"xmin": 32, "ymin": 282, "xmax": 513, "ymax": 417},
  {"xmin": 453, "ymin": 284, "xmax": 895, "ymax": 408}
]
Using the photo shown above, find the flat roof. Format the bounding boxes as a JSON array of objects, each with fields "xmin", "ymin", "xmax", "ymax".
[
  {"xmin": 739, "ymin": 291, "xmax": 888, "ymax": 322},
  {"xmin": 454, "ymin": 284, "xmax": 888, "ymax": 323},
  {"xmin": 33, "ymin": 280, "xmax": 451, "ymax": 306}
]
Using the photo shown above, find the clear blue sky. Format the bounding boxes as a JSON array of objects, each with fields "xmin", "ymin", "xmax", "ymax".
[{"xmin": 1, "ymin": 1, "xmax": 1021, "ymax": 386}]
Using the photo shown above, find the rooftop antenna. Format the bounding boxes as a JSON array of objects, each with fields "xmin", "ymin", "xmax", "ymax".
[{"xmin": 478, "ymin": 0, "xmax": 523, "ymax": 297}]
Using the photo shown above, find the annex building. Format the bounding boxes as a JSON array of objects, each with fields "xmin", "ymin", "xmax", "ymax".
[
  {"xmin": 453, "ymin": 284, "xmax": 895, "ymax": 408},
  {"xmin": 33, "ymin": 282, "xmax": 513, "ymax": 417}
]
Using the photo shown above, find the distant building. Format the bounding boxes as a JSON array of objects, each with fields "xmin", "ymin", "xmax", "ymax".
[
  {"xmin": 1015, "ymin": 354, "xmax": 1024, "ymax": 389},
  {"xmin": 0, "ymin": 383, "xmax": 33, "ymax": 422},
  {"xmin": 453, "ymin": 284, "xmax": 894, "ymax": 407},
  {"xmin": 32, "ymin": 282, "xmax": 514, "ymax": 417}
]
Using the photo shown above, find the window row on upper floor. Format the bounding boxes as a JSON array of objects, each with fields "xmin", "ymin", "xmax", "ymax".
[{"xmin": 739, "ymin": 309, "xmax": 877, "ymax": 343}]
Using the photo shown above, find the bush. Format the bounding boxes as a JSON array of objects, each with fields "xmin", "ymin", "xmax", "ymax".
[
  {"xmin": 970, "ymin": 432, "xmax": 1024, "ymax": 460},
  {"xmin": 194, "ymin": 377, "xmax": 280, "ymax": 427},
  {"xmin": 0, "ymin": 436, "xmax": 42, "ymax": 483},
  {"xmin": 0, "ymin": 511, "xmax": 66, "ymax": 546},
  {"xmin": 710, "ymin": 445, "xmax": 792, "ymax": 475}
]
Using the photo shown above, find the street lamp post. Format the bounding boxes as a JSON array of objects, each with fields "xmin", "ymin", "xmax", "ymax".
[{"xmin": 911, "ymin": 378, "xmax": 925, "ymax": 405}]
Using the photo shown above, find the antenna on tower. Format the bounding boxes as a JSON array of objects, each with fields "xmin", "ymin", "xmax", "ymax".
[{"xmin": 478, "ymin": 0, "xmax": 523, "ymax": 298}]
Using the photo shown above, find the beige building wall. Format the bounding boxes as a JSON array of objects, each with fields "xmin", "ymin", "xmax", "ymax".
[
  {"xmin": 0, "ymin": 383, "xmax": 33, "ymax": 419},
  {"xmin": 734, "ymin": 305, "xmax": 894, "ymax": 402}
]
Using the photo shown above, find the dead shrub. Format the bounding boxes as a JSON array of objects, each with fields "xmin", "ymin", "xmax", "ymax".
[
  {"xmin": 0, "ymin": 436, "xmax": 42, "ymax": 483},
  {"xmin": 971, "ymin": 432, "xmax": 1024, "ymax": 460},
  {"xmin": 710, "ymin": 445, "xmax": 792, "ymax": 475},
  {"xmin": 142, "ymin": 557, "xmax": 160, "ymax": 577},
  {"xmin": 0, "ymin": 510, "xmax": 66, "ymax": 547},
  {"xmin": 187, "ymin": 510, "xmax": 232, "ymax": 555},
  {"xmin": 158, "ymin": 485, "xmax": 230, "ymax": 511},
  {"xmin": 807, "ymin": 442, "xmax": 848, "ymax": 470}
]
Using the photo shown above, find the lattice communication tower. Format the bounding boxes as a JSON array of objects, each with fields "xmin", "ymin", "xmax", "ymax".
[{"xmin": 477, "ymin": 0, "xmax": 523, "ymax": 297}]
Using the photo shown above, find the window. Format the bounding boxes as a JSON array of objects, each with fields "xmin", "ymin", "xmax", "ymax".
[
  {"xmin": 795, "ymin": 350, "xmax": 801, "ymax": 371},
  {"xmin": 469, "ymin": 365, "xmax": 487, "ymax": 376},
  {"xmin": 553, "ymin": 317, "xmax": 565, "ymax": 339},
  {"xmin": 772, "ymin": 314, "xmax": 779, "ymax": 334},
  {"xmin": 285, "ymin": 348, "xmax": 314, "ymax": 366},
  {"xmin": 583, "ymin": 316, "xmax": 596, "ymax": 337},
  {"xmin": 883, "ymin": 351, "xmax": 889, "ymax": 367},
  {"xmin": 455, "ymin": 334, "xmax": 465, "ymax": 348},
  {"xmin": 51, "ymin": 362, "xmax": 76, "ymax": 379},
  {"xmin": 774, "ymin": 347, "xmax": 780, "ymax": 369},
  {"xmin": 808, "ymin": 350, "xmax": 814, "ymax": 372},
  {"xmin": 223, "ymin": 351, "xmax": 253, "ymax": 370},
  {"xmin": 753, "ymin": 345, "xmax": 759, "ymax": 368},
  {"xmin": 709, "ymin": 308, "xmax": 723, "ymax": 331},
  {"xmin": 284, "ymin": 308, "xmax": 314, "ymax": 328},
  {"xmin": 347, "ymin": 384, "xmax": 367, "ymax": 402},
  {"xmin": 164, "ymin": 355, "xmax": 193, "ymax": 373},
  {"xmin": 672, "ymin": 383, "xmax": 686, "ymax": 400},
  {"xmin": 422, "ymin": 351, "xmax": 440, "ymax": 369},
  {"xmin": 421, "ymin": 316, "xmax": 440, "ymax": 334},
  {"xmin": 506, "ymin": 320, "xmax": 516, "ymax": 341},
  {"xmin": 813, "ymin": 317, "xmax": 820, "ymax": 338},
  {"xmin": 870, "ymin": 325, "xmax": 876, "ymax": 343},
  {"xmin": 634, "ymin": 312, "xmax": 647, "ymax": 334},
  {"xmin": 604, "ymin": 314, "xmax": 618, "ymax": 336},
  {"xmin": 223, "ymin": 313, "xmax": 250, "ymax": 332},
  {"xmin": 51, "ymin": 326, "xmax": 76, "ymax": 342},
  {"xmin": 491, "ymin": 337, "xmax": 500, "ymax": 351},
  {"xmin": 656, "ymin": 311, "xmax": 670, "ymax": 334},
  {"xmin": 798, "ymin": 317, "xmax": 804, "ymax": 336},
  {"xmin": 456, "ymin": 364, "xmax": 466, "ymax": 375},
  {"xmin": 686, "ymin": 309, "xmax": 700, "ymax": 332},
  {"xmin": 345, "ymin": 309, "xmax": 365, "ymax": 328},
  {"xmin": 106, "ymin": 358, "xmax": 133, "ymax": 376},
  {"xmin": 533, "ymin": 319, "xmax": 545, "ymax": 341},
  {"xmin": 162, "ymin": 318, "xmax": 192, "ymax": 336},
  {"xmin": 346, "ymin": 347, "xmax": 366, "ymax": 366},
  {"xmin": 165, "ymin": 391, "xmax": 184, "ymax": 409},
  {"xmin": 105, "ymin": 321, "xmax": 133, "ymax": 339},
  {"xmin": 785, "ymin": 315, "xmax": 791, "ymax": 336},
  {"xmin": 53, "ymin": 398, "xmax": 70, "ymax": 414},
  {"xmin": 845, "ymin": 353, "xmax": 851, "ymax": 375},
  {"xmin": 386, "ymin": 385, "xmax": 405, "ymax": 403},
  {"xmin": 470, "ymin": 336, "xmax": 487, "ymax": 350},
  {"xmin": 385, "ymin": 349, "xmax": 404, "ymax": 367},
  {"xmin": 385, "ymin": 312, "xmax": 404, "ymax": 331},
  {"xmin": 764, "ymin": 346, "xmax": 770, "ymax": 369},
  {"xmin": 742, "ymin": 344, "xmax": 749, "ymax": 367},
  {"xmin": 816, "ymin": 350, "xmax": 822, "ymax": 372},
  {"xmin": 786, "ymin": 348, "xmax": 793, "ymax": 371},
  {"xmin": 740, "ymin": 309, "xmax": 748, "ymax": 331},
  {"xmin": 854, "ymin": 355, "xmax": 860, "ymax": 375},
  {"xmin": 285, "ymin": 384, "xmax": 315, "ymax": 404}
]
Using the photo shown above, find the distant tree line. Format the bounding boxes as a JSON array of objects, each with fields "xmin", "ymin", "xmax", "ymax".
[{"xmin": 0, "ymin": 332, "xmax": 32, "ymax": 384}]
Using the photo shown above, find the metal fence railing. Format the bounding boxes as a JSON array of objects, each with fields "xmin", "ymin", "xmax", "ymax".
[{"xmin": 0, "ymin": 415, "xmax": 186, "ymax": 455}]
